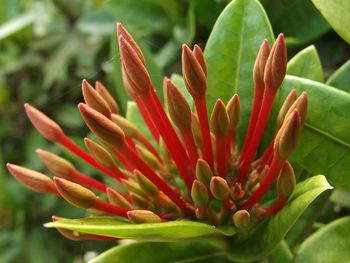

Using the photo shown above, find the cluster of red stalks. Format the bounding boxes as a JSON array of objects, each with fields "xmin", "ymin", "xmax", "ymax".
[{"xmin": 6, "ymin": 24, "xmax": 308, "ymax": 240}]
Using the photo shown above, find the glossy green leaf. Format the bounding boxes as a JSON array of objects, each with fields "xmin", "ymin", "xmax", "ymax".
[
  {"xmin": 279, "ymin": 76, "xmax": 350, "ymax": 191},
  {"xmin": 287, "ymin": 46, "xmax": 323, "ymax": 82},
  {"xmin": 268, "ymin": 241, "xmax": 293, "ymax": 263},
  {"xmin": 227, "ymin": 175, "xmax": 332, "ymax": 262},
  {"xmin": 311, "ymin": 0, "xmax": 350, "ymax": 44},
  {"xmin": 45, "ymin": 217, "xmax": 235, "ymax": 241},
  {"xmin": 330, "ymin": 189, "xmax": 350, "ymax": 209},
  {"xmin": 91, "ymin": 241, "xmax": 231, "ymax": 263},
  {"xmin": 204, "ymin": 0, "xmax": 274, "ymax": 143},
  {"xmin": 326, "ymin": 60, "xmax": 350, "ymax": 92},
  {"xmin": 295, "ymin": 216, "xmax": 350, "ymax": 263}
]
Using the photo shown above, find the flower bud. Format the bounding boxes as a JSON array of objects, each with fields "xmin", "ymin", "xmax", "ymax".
[
  {"xmin": 233, "ymin": 209, "xmax": 250, "ymax": 229},
  {"xmin": 121, "ymin": 179, "xmax": 145, "ymax": 196},
  {"xmin": 195, "ymin": 159, "xmax": 213, "ymax": 187},
  {"xmin": 191, "ymin": 180, "xmax": 209, "ymax": 207},
  {"xmin": 284, "ymin": 91, "xmax": 308, "ymax": 125},
  {"xmin": 111, "ymin": 114, "xmax": 138, "ymax": 137},
  {"xmin": 107, "ymin": 187, "xmax": 131, "ymax": 208},
  {"xmin": 230, "ymin": 182, "xmax": 245, "ymax": 200},
  {"xmin": 24, "ymin": 103, "xmax": 63, "ymax": 142},
  {"xmin": 135, "ymin": 145, "xmax": 161, "ymax": 170},
  {"xmin": 191, "ymin": 113, "xmax": 202, "ymax": 148},
  {"xmin": 193, "ymin": 45, "xmax": 207, "ymax": 77},
  {"xmin": 127, "ymin": 210, "xmax": 161, "ymax": 224},
  {"xmin": 82, "ymin": 79, "xmax": 111, "ymax": 117},
  {"xmin": 84, "ymin": 138, "xmax": 116, "ymax": 170},
  {"xmin": 134, "ymin": 170, "xmax": 158, "ymax": 196},
  {"xmin": 195, "ymin": 207, "xmax": 206, "ymax": 219},
  {"xmin": 164, "ymin": 78, "xmax": 192, "ymax": 128},
  {"xmin": 226, "ymin": 94, "xmax": 240, "ymax": 131},
  {"xmin": 253, "ymin": 39, "xmax": 270, "ymax": 86},
  {"xmin": 130, "ymin": 193, "xmax": 150, "ymax": 209},
  {"xmin": 277, "ymin": 161, "xmax": 295, "ymax": 198},
  {"xmin": 95, "ymin": 81, "xmax": 120, "ymax": 114},
  {"xmin": 277, "ymin": 89, "xmax": 297, "ymax": 127},
  {"xmin": 210, "ymin": 176, "xmax": 230, "ymax": 200},
  {"xmin": 54, "ymin": 177, "xmax": 96, "ymax": 209},
  {"xmin": 210, "ymin": 99, "xmax": 229, "ymax": 137}
]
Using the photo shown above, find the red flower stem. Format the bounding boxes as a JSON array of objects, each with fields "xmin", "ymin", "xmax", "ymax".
[
  {"xmin": 73, "ymin": 170, "xmax": 108, "ymax": 193},
  {"xmin": 179, "ymin": 126, "xmax": 199, "ymax": 169},
  {"xmin": 94, "ymin": 198, "xmax": 129, "ymax": 217},
  {"xmin": 252, "ymin": 139, "xmax": 274, "ymax": 170},
  {"xmin": 136, "ymin": 133, "xmax": 162, "ymax": 162},
  {"xmin": 237, "ymin": 89, "xmax": 276, "ymax": 183},
  {"xmin": 242, "ymin": 154, "xmax": 284, "ymax": 208},
  {"xmin": 194, "ymin": 96, "xmax": 214, "ymax": 170},
  {"xmin": 222, "ymin": 199, "xmax": 234, "ymax": 211},
  {"xmin": 113, "ymin": 143, "xmax": 192, "ymax": 213},
  {"xmin": 87, "ymin": 235, "xmax": 119, "ymax": 241},
  {"xmin": 58, "ymin": 134, "xmax": 126, "ymax": 181},
  {"xmin": 113, "ymin": 150, "xmax": 134, "ymax": 171},
  {"xmin": 216, "ymin": 135, "xmax": 227, "ymax": 179},
  {"xmin": 125, "ymin": 136, "xmax": 137, "ymax": 153},
  {"xmin": 262, "ymin": 196, "xmax": 286, "ymax": 216},
  {"xmin": 134, "ymin": 97, "xmax": 160, "ymax": 143},
  {"xmin": 225, "ymin": 136, "xmax": 232, "ymax": 160}
]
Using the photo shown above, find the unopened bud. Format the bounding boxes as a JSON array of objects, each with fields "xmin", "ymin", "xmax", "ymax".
[
  {"xmin": 233, "ymin": 210, "xmax": 251, "ymax": 229},
  {"xmin": 82, "ymin": 79, "xmax": 111, "ymax": 117},
  {"xmin": 54, "ymin": 177, "xmax": 96, "ymax": 209},
  {"xmin": 130, "ymin": 193, "xmax": 150, "ymax": 209},
  {"xmin": 24, "ymin": 104, "xmax": 63, "ymax": 142},
  {"xmin": 277, "ymin": 161, "xmax": 295, "ymax": 198},
  {"xmin": 227, "ymin": 94, "xmax": 240, "ymax": 131},
  {"xmin": 193, "ymin": 45, "xmax": 207, "ymax": 76},
  {"xmin": 121, "ymin": 179, "xmax": 144, "ymax": 196},
  {"xmin": 135, "ymin": 145, "xmax": 161, "ymax": 170},
  {"xmin": 134, "ymin": 170, "xmax": 158, "ymax": 196},
  {"xmin": 284, "ymin": 91, "xmax": 308, "ymax": 125},
  {"xmin": 164, "ymin": 78, "xmax": 192, "ymax": 128},
  {"xmin": 111, "ymin": 114, "xmax": 138, "ymax": 137},
  {"xmin": 95, "ymin": 81, "xmax": 120, "ymax": 114},
  {"xmin": 191, "ymin": 180, "xmax": 209, "ymax": 207},
  {"xmin": 195, "ymin": 207, "xmax": 207, "ymax": 219},
  {"xmin": 210, "ymin": 176, "xmax": 230, "ymax": 200},
  {"xmin": 277, "ymin": 89, "xmax": 297, "ymax": 127},
  {"xmin": 191, "ymin": 113, "xmax": 202, "ymax": 149},
  {"xmin": 127, "ymin": 210, "xmax": 161, "ymax": 224},
  {"xmin": 253, "ymin": 39, "xmax": 270, "ymax": 86},
  {"xmin": 230, "ymin": 183, "xmax": 245, "ymax": 200},
  {"xmin": 196, "ymin": 159, "xmax": 213, "ymax": 187},
  {"xmin": 210, "ymin": 99, "xmax": 229, "ymax": 137},
  {"xmin": 107, "ymin": 187, "xmax": 131, "ymax": 208},
  {"xmin": 84, "ymin": 138, "xmax": 116, "ymax": 170}
]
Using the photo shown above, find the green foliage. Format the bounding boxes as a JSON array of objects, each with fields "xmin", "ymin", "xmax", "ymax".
[{"xmin": 326, "ymin": 60, "xmax": 350, "ymax": 92}]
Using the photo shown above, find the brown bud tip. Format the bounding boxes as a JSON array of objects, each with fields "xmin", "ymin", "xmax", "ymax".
[
  {"xmin": 277, "ymin": 161, "xmax": 295, "ymax": 198},
  {"xmin": 7, "ymin": 163, "xmax": 56, "ymax": 194},
  {"xmin": 116, "ymin": 23, "xmax": 145, "ymax": 64},
  {"xmin": 195, "ymin": 159, "xmax": 213, "ymax": 187},
  {"xmin": 84, "ymin": 138, "xmax": 116, "ymax": 170},
  {"xmin": 284, "ymin": 91, "xmax": 308, "ymax": 125},
  {"xmin": 254, "ymin": 39, "xmax": 270, "ymax": 86},
  {"xmin": 277, "ymin": 89, "xmax": 297, "ymax": 127},
  {"xmin": 78, "ymin": 103, "xmax": 125, "ymax": 149},
  {"xmin": 134, "ymin": 170, "xmax": 158, "ymax": 196},
  {"xmin": 191, "ymin": 180, "xmax": 209, "ymax": 207},
  {"xmin": 230, "ymin": 182, "xmax": 245, "ymax": 200},
  {"xmin": 54, "ymin": 177, "xmax": 96, "ymax": 209},
  {"xmin": 111, "ymin": 114, "xmax": 138, "ymax": 137},
  {"xmin": 95, "ymin": 81, "xmax": 120, "ymax": 114},
  {"xmin": 118, "ymin": 35, "xmax": 151, "ymax": 96},
  {"xmin": 36, "ymin": 149, "xmax": 75, "ymax": 179},
  {"xmin": 227, "ymin": 94, "xmax": 240, "ymax": 130},
  {"xmin": 210, "ymin": 176, "xmax": 230, "ymax": 200},
  {"xmin": 233, "ymin": 209, "xmax": 251, "ymax": 229},
  {"xmin": 164, "ymin": 78, "xmax": 192, "ymax": 128},
  {"xmin": 82, "ymin": 79, "xmax": 111, "ymax": 117},
  {"xmin": 210, "ymin": 99, "xmax": 229, "ymax": 137},
  {"xmin": 193, "ymin": 45, "xmax": 207, "ymax": 77},
  {"xmin": 107, "ymin": 187, "xmax": 131, "ymax": 208},
  {"xmin": 24, "ymin": 103, "xmax": 63, "ymax": 142},
  {"xmin": 264, "ymin": 34, "xmax": 287, "ymax": 92},
  {"xmin": 182, "ymin": 44, "xmax": 207, "ymax": 98},
  {"xmin": 274, "ymin": 109, "xmax": 301, "ymax": 160},
  {"xmin": 127, "ymin": 210, "xmax": 161, "ymax": 224}
]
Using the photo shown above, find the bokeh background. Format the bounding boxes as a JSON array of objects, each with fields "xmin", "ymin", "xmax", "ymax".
[{"xmin": 1, "ymin": 0, "xmax": 349, "ymax": 262}]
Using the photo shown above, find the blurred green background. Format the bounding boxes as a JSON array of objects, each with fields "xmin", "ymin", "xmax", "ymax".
[{"xmin": 0, "ymin": 0, "xmax": 349, "ymax": 262}]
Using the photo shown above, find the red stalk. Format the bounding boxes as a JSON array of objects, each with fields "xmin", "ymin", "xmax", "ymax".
[
  {"xmin": 262, "ymin": 196, "xmax": 286, "ymax": 216},
  {"xmin": 222, "ymin": 199, "xmax": 235, "ymax": 211},
  {"xmin": 94, "ymin": 198, "xmax": 129, "ymax": 217},
  {"xmin": 125, "ymin": 136, "xmax": 137, "ymax": 153},
  {"xmin": 179, "ymin": 126, "xmax": 199, "ymax": 169},
  {"xmin": 216, "ymin": 135, "xmax": 226, "ymax": 179},
  {"xmin": 252, "ymin": 139, "xmax": 274, "ymax": 170},
  {"xmin": 225, "ymin": 135, "xmax": 232, "ymax": 160},
  {"xmin": 73, "ymin": 170, "xmax": 108, "ymax": 193}
]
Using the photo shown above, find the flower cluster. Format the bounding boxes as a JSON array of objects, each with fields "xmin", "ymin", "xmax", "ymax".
[{"xmin": 7, "ymin": 24, "xmax": 307, "ymax": 240}]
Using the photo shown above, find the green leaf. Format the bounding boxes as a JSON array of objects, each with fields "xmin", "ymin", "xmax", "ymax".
[
  {"xmin": 227, "ymin": 175, "xmax": 332, "ymax": 262},
  {"xmin": 326, "ymin": 60, "xmax": 350, "ymax": 92},
  {"xmin": 45, "ymin": 217, "xmax": 235, "ymax": 241},
  {"xmin": 91, "ymin": 241, "xmax": 231, "ymax": 263},
  {"xmin": 204, "ymin": 0, "xmax": 274, "ymax": 143},
  {"xmin": 311, "ymin": 0, "xmax": 350, "ymax": 44},
  {"xmin": 0, "ymin": 12, "xmax": 34, "ymax": 39},
  {"xmin": 295, "ymin": 216, "xmax": 350, "ymax": 263},
  {"xmin": 330, "ymin": 189, "xmax": 350, "ymax": 209},
  {"xmin": 280, "ymin": 76, "xmax": 350, "ymax": 191},
  {"xmin": 268, "ymin": 241, "xmax": 293, "ymax": 263},
  {"xmin": 126, "ymin": 101, "xmax": 153, "ymax": 142},
  {"xmin": 287, "ymin": 46, "xmax": 323, "ymax": 82}
]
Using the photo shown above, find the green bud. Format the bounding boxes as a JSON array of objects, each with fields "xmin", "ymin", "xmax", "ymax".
[
  {"xmin": 107, "ymin": 187, "xmax": 131, "ymax": 208},
  {"xmin": 82, "ymin": 79, "xmax": 111, "ymax": 117},
  {"xmin": 277, "ymin": 161, "xmax": 295, "ymax": 198},
  {"xmin": 253, "ymin": 39, "xmax": 270, "ymax": 86},
  {"xmin": 191, "ymin": 180, "xmax": 209, "ymax": 207},
  {"xmin": 136, "ymin": 145, "xmax": 162, "ymax": 170},
  {"xmin": 84, "ymin": 138, "xmax": 116, "ymax": 170},
  {"xmin": 230, "ymin": 182, "xmax": 245, "ymax": 200},
  {"xmin": 196, "ymin": 159, "xmax": 213, "ymax": 187},
  {"xmin": 227, "ymin": 94, "xmax": 240, "ymax": 132},
  {"xmin": 210, "ymin": 176, "xmax": 230, "ymax": 200},
  {"xmin": 210, "ymin": 99, "xmax": 229, "ymax": 137},
  {"xmin": 233, "ymin": 210, "xmax": 251, "ymax": 229},
  {"xmin": 111, "ymin": 114, "xmax": 138, "ymax": 137},
  {"xmin": 95, "ymin": 81, "xmax": 120, "ymax": 114},
  {"xmin": 134, "ymin": 170, "xmax": 158, "ymax": 196},
  {"xmin": 284, "ymin": 91, "xmax": 308, "ymax": 125},
  {"xmin": 277, "ymin": 89, "xmax": 297, "ymax": 127},
  {"xmin": 121, "ymin": 179, "xmax": 145, "ymax": 196},
  {"xmin": 127, "ymin": 210, "xmax": 161, "ymax": 224}
]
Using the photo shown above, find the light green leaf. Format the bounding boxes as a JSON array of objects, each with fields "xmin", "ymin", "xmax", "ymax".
[
  {"xmin": 295, "ymin": 216, "xmax": 350, "ymax": 263},
  {"xmin": 91, "ymin": 241, "xmax": 231, "ymax": 263},
  {"xmin": 326, "ymin": 60, "xmax": 350, "ymax": 92},
  {"xmin": 311, "ymin": 0, "xmax": 350, "ymax": 44},
  {"xmin": 45, "ymin": 217, "xmax": 235, "ymax": 241},
  {"xmin": 287, "ymin": 46, "xmax": 323, "ymax": 82},
  {"xmin": 204, "ymin": 0, "xmax": 274, "ymax": 143},
  {"xmin": 330, "ymin": 189, "xmax": 350, "ymax": 209},
  {"xmin": 227, "ymin": 175, "xmax": 332, "ymax": 262},
  {"xmin": 280, "ymin": 76, "xmax": 350, "ymax": 191},
  {"xmin": 0, "ymin": 12, "xmax": 34, "ymax": 39},
  {"xmin": 126, "ymin": 101, "xmax": 153, "ymax": 142}
]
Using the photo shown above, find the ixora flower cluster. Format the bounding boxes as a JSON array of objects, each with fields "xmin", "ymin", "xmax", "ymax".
[{"xmin": 7, "ymin": 24, "xmax": 307, "ymax": 240}]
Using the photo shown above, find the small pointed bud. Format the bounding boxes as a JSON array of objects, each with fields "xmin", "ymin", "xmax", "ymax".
[
  {"xmin": 134, "ymin": 170, "xmax": 158, "ymax": 196},
  {"xmin": 191, "ymin": 180, "xmax": 209, "ymax": 207},
  {"xmin": 182, "ymin": 44, "xmax": 207, "ymax": 98},
  {"xmin": 196, "ymin": 159, "xmax": 213, "ymax": 187},
  {"xmin": 84, "ymin": 138, "xmax": 116, "ymax": 170},
  {"xmin": 210, "ymin": 99, "xmax": 229, "ymax": 137},
  {"xmin": 277, "ymin": 161, "xmax": 295, "ymax": 198},
  {"xmin": 95, "ymin": 81, "xmax": 120, "ymax": 114},
  {"xmin": 210, "ymin": 176, "xmax": 230, "ymax": 200},
  {"xmin": 264, "ymin": 34, "xmax": 287, "ymax": 92},
  {"xmin": 107, "ymin": 187, "xmax": 131, "ymax": 208},
  {"xmin": 135, "ymin": 145, "xmax": 161, "ymax": 170},
  {"xmin": 247, "ymin": 170, "xmax": 260, "ymax": 189},
  {"xmin": 116, "ymin": 23, "xmax": 145, "ymax": 64},
  {"xmin": 130, "ymin": 193, "xmax": 150, "ymax": 209},
  {"xmin": 233, "ymin": 209, "xmax": 251, "ymax": 229},
  {"xmin": 230, "ymin": 183, "xmax": 245, "ymax": 200},
  {"xmin": 127, "ymin": 210, "xmax": 161, "ymax": 224},
  {"xmin": 7, "ymin": 164, "xmax": 56, "ymax": 194},
  {"xmin": 253, "ymin": 39, "xmax": 270, "ymax": 86},
  {"xmin": 78, "ymin": 103, "xmax": 125, "ymax": 149},
  {"xmin": 193, "ymin": 45, "xmax": 207, "ymax": 77},
  {"xmin": 111, "ymin": 114, "xmax": 138, "ymax": 137},
  {"xmin": 121, "ymin": 179, "xmax": 145, "ymax": 196},
  {"xmin": 284, "ymin": 91, "xmax": 308, "ymax": 125},
  {"xmin": 164, "ymin": 78, "xmax": 192, "ymax": 128},
  {"xmin": 54, "ymin": 177, "xmax": 96, "ymax": 209},
  {"xmin": 82, "ymin": 79, "xmax": 111, "ymax": 117},
  {"xmin": 274, "ymin": 109, "xmax": 301, "ymax": 160},
  {"xmin": 24, "ymin": 103, "xmax": 63, "ymax": 142},
  {"xmin": 118, "ymin": 36, "xmax": 151, "ymax": 96},
  {"xmin": 191, "ymin": 113, "xmax": 202, "ymax": 148},
  {"xmin": 227, "ymin": 94, "xmax": 240, "ymax": 131},
  {"xmin": 36, "ymin": 149, "xmax": 75, "ymax": 179},
  {"xmin": 277, "ymin": 89, "xmax": 297, "ymax": 127}
]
